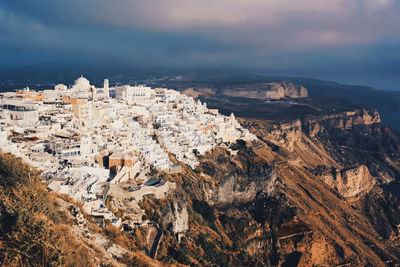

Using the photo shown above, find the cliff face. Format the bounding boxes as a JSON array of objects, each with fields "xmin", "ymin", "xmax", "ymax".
[
  {"xmin": 258, "ymin": 109, "xmax": 381, "ymax": 147},
  {"xmin": 279, "ymin": 82, "xmax": 309, "ymax": 99},
  {"xmin": 188, "ymin": 81, "xmax": 310, "ymax": 100},
  {"xmin": 133, "ymin": 107, "xmax": 400, "ymax": 266},
  {"xmin": 198, "ymin": 108, "xmax": 400, "ymax": 266},
  {"xmin": 303, "ymin": 109, "xmax": 381, "ymax": 137},
  {"xmin": 245, "ymin": 109, "xmax": 400, "ymax": 182},
  {"xmin": 319, "ymin": 165, "xmax": 375, "ymax": 199},
  {"xmin": 161, "ymin": 192, "xmax": 189, "ymax": 234},
  {"xmin": 4, "ymin": 105, "xmax": 400, "ymax": 266},
  {"xmin": 215, "ymin": 168, "xmax": 279, "ymax": 204}
]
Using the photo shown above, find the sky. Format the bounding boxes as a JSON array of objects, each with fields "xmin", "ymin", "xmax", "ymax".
[{"xmin": 0, "ymin": 0, "xmax": 400, "ymax": 90}]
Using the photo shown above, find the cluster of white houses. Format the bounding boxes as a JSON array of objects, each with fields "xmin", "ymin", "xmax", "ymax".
[{"xmin": 0, "ymin": 76, "xmax": 256, "ymax": 226}]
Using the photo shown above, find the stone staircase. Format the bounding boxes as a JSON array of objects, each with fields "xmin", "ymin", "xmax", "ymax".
[{"xmin": 146, "ymin": 225, "xmax": 163, "ymax": 259}]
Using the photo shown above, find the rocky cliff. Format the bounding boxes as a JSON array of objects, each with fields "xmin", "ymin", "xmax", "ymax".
[
  {"xmin": 183, "ymin": 82, "xmax": 309, "ymax": 100},
  {"xmin": 302, "ymin": 109, "xmax": 381, "ymax": 137},
  {"xmin": 180, "ymin": 107, "xmax": 400, "ymax": 266},
  {"xmin": 106, "ymin": 107, "xmax": 400, "ymax": 266},
  {"xmin": 221, "ymin": 82, "xmax": 309, "ymax": 100},
  {"xmin": 3, "ymin": 104, "xmax": 400, "ymax": 266},
  {"xmin": 319, "ymin": 165, "xmax": 375, "ymax": 199}
]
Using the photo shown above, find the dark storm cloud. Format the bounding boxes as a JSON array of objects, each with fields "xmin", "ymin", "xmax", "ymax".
[
  {"xmin": 0, "ymin": 0, "xmax": 400, "ymax": 89},
  {"xmin": 2, "ymin": 1, "xmax": 260, "ymax": 68}
]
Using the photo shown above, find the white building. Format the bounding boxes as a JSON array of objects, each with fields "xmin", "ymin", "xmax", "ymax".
[
  {"xmin": 115, "ymin": 85, "xmax": 154, "ymax": 105},
  {"xmin": 0, "ymin": 77, "xmax": 258, "ymax": 229},
  {"xmin": 1, "ymin": 103, "xmax": 39, "ymax": 127},
  {"xmin": 71, "ymin": 76, "xmax": 93, "ymax": 99}
]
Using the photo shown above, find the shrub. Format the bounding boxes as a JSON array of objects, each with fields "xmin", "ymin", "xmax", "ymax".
[
  {"xmin": 193, "ymin": 199, "xmax": 216, "ymax": 223},
  {"xmin": 229, "ymin": 139, "xmax": 246, "ymax": 151},
  {"xmin": 0, "ymin": 152, "xmax": 94, "ymax": 266}
]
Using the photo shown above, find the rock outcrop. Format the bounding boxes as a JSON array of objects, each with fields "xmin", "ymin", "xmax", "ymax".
[
  {"xmin": 162, "ymin": 198, "xmax": 189, "ymax": 234},
  {"xmin": 267, "ymin": 82, "xmax": 308, "ymax": 99},
  {"xmin": 216, "ymin": 168, "xmax": 278, "ymax": 204},
  {"xmin": 231, "ymin": 108, "xmax": 400, "ymax": 265},
  {"xmin": 257, "ymin": 119, "xmax": 302, "ymax": 151},
  {"xmin": 220, "ymin": 82, "xmax": 309, "ymax": 100},
  {"xmin": 320, "ymin": 165, "xmax": 376, "ymax": 199},
  {"xmin": 303, "ymin": 109, "xmax": 381, "ymax": 137}
]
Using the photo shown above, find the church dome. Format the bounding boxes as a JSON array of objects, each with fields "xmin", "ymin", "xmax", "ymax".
[{"xmin": 74, "ymin": 76, "xmax": 90, "ymax": 87}]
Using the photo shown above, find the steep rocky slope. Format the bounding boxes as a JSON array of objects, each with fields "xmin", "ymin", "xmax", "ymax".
[
  {"xmin": 236, "ymin": 108, "xmax": 400, "ymax": 264},
  {"xmin": 0, "ymin": 152, "xmax": 161, "ymax": 267},
  {"xmin": 2, "ymin": 105, "xmax": 400, "ymax": 266},
  {"xmin": 142, "ymin": 107, "xmax": 400, "ymax": 266}
]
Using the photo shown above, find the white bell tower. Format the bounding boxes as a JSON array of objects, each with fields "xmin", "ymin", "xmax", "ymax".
[{"xmin": 104, "ymin": 79, "xmax": 109, "ymax": 98}]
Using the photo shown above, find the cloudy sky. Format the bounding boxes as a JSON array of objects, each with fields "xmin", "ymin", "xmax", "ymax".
[{"xmin": 0, "ymin": 0, "xmax": 399, "ymax": 89}]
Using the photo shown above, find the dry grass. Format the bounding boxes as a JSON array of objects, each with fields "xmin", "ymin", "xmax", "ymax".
[{"xmin": 0, "ymin": 151, "xmax": 96, "ymax": 266}]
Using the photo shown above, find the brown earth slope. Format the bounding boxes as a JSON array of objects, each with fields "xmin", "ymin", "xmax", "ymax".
[
  {"xmin": 2, "ymin": 106, "xmax": 400, "ymax": 266},
  {"xmin": 0, "ymin": 151, "xmax": 162, "ymax": 267},
  {"xmin": 146, "ymin": 108, "xmax": 400, "ymax": 266}
]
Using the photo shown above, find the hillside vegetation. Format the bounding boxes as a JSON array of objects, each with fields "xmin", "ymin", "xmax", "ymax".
[
  {"xmin": 0, "ymin": 152, "xmax": 95, "ymax": 266},
  {"xmin": 0, "ymin": 152, "xmax": 159, "ymax": 267}
]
